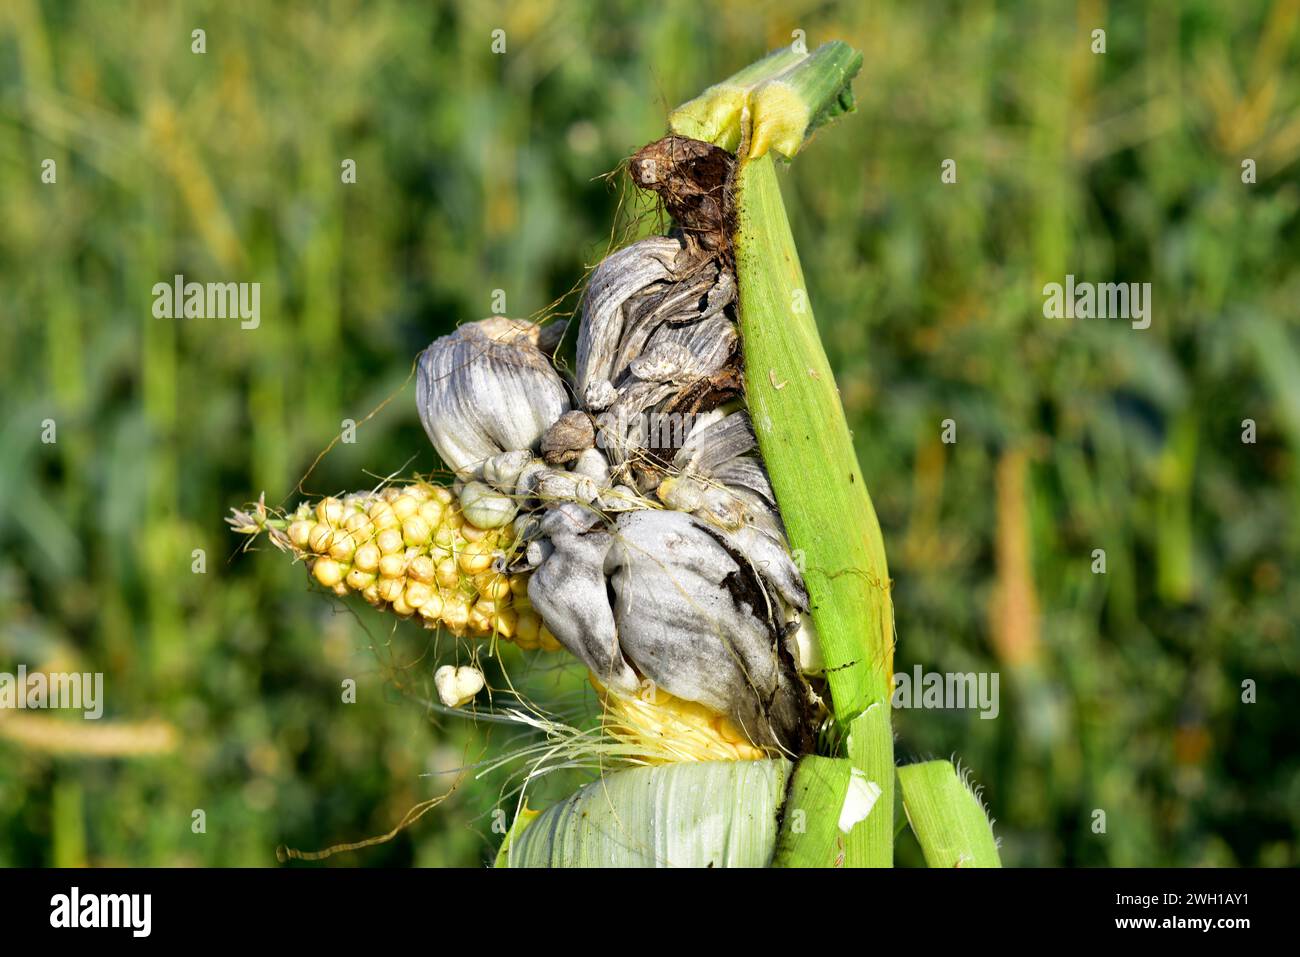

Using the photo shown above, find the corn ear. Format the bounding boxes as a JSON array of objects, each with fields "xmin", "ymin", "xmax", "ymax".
[{"xmin": 233, "ymin": 486, "xmax": 777, "ymax": 757}]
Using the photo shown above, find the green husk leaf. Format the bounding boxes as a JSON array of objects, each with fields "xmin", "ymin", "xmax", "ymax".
[
  {"xmin": 492, "ymin": 800, "xmax": 540, "ymax": 868},
  {"xmin": 898, "ymin": 760, "xmax": 1002, "ymax": 868},
  {"xmin": 501, "ymin": 759, "xmax": 792, "ymax": 867},
  {"xmin": 746, "ymin": 42, "xmax": 864, "ymax": 159},
  {"xmin": 669, "ymin": 41, "xmax": 862, "ymax": 159},
  {"xmin": 668, "ymin": 45, "xmax": 807, "ymax": 151},
  {"xmin": 726, "ymin": 44, "xmax": 893, "ymax": 866},
  {"xmin": 733, "ymin": 151, "xmax": 895, "ymax": 722},
  {"xmin": 844, "ymin": 702, "xmax": 894, "ymax": 866},
  {"xmin": 772, "ymin": 756, "xmax": 852, "ymax": 867},
  {"xmin": 772, "ymin": 751, "xmax": 890, "ymax": 867}
]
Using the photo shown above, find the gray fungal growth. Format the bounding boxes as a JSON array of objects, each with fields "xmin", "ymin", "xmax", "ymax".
[{"xmin": 415, "ymin": 143, "xmax": 819, "ymax": 755}]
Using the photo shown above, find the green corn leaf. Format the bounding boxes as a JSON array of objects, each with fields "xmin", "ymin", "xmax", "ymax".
[{"xmin": 898, "ymin": 760, "xmax": 1002, "ymax": 868}]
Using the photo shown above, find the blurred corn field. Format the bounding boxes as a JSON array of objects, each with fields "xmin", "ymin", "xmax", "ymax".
[{"xmin": 1, "ymin": 0, "xmax": 1297, "ymax": 867}]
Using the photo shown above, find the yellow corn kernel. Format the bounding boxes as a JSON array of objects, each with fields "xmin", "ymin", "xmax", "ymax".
[
  {"xmin": 368, "ymin": 501, "xmax": 399, "ymax": 530},
  {"xmin": 417, "ymin": 591, "xmax": 445, "ymax": 621},
  {"xmin": 467, "ymin": 602, "xmax": 492, "ymax": 633},
  {"xmin": 539, "ymin": 625, "xmax": 563, "ymax": 653},
  {"xmin": 441, "ymin": 595, "xmax": 470, "ymax": 633},
  {"xmin": 308, "ymin": 523, "xmax": 335, "ymax": 555},
  {"xmin": 515, "ymin": 609, "xmax": 541, "ymax": 644},
  {"xmin": 408, "ymin": 554, "xmax": 436, "ymax": 584},
  {"xmin": 312, "ymin": 557, "xmax": 345, "ymax": 588},
  {"xmin": 376, "ymin": 577, "xmax": 405, "ymax": 603},
  {"xmin": 316, "ymin": 497, "xmax": 345, "ymax": 526},
  {"xmin": 378, "ymin": 553, "xmax": 407, "ymax": 578},
  {"xmin": 346, "ymin": 568, "xmax": 376, "ymax": 591},
  {"xmin": 343, "ymin": 512, "xmax": 375, "ymax": 540},
  {"xmin": 288, "ymin": 520, "xmax": 314, "ymax": 549},
  {"xmin": 435, "ymin": 557, "xmax": 460, "ymax": 588},
  {"xmin": 375, "ymin": 528, "xmax": 404, "ymax": 555},
  {"xmin": 418, "ymin": 500, "xmax": 443, "ymax": 526},
  {"xmin": 476, "ymin": 575, "xmax": 512, "ymax": 602},
  {"xmin": 402, "ymin": 516, "xmax": 432, "ymax": 548},
  {"xmin": 492, "ymin": 607, "xmax": 518, "ymax": 638},
  {"xmin": 458, "ymin": 540, "xmax": 493, "ymax": 574},
  {"xmin": 353, "ymin": 542, "xmax": 381, "ymax": 573},
  {"xmin": 328, "ymin": 530, "xmax": 356, "ymax": 562},
  {"xmin": 404, "ymin": 580, "xmax": 433, "ymax": 609}
]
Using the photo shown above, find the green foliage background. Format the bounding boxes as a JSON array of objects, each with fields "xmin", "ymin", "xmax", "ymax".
[{"xmin": 1, "ymin": 0, "xmax": 1297, "ymax": 867}]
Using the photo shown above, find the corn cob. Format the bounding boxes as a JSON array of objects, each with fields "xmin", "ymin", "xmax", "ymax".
[{"xmin": 228, "ymin": 483, "xmax": 561, "ymax": 650}]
